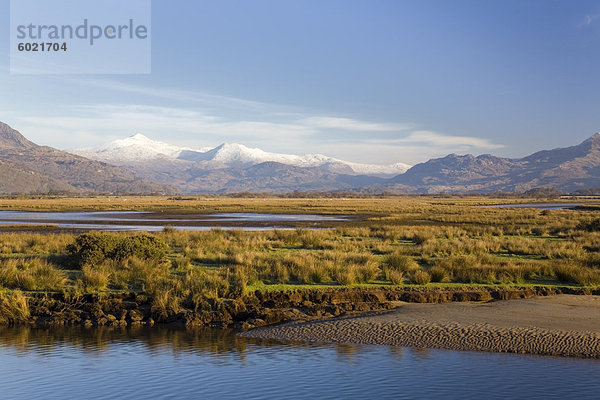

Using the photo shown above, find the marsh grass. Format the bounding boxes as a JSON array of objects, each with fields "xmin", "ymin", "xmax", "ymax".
[
  {"xmin": 553, "ymin": 262, "xmax": 600, "ymax": 286},
  {"xmin": 81, "ymin": 265, "xmax": 110, "ymax": 292},
  {"xmin": 0, "ymin": 290, "xmax": 29, "ymax": 324},
  {"xmin": 428, "ymin": 266, "xmax": 449, "ymax": 283},
  {"xmin": 0, "ymin": 258, "xmax": 66, "ymax": 291},
  {"xmin": 0, "ymin": 195, "xmax": 599, "ymax": 319},
  {"xmin": 411, "ymin": 270, "xmax": 431, "ymax": 285},
  {"xmin": 151, "ymin": 288, "xmax": 182, "ymax": 321},
  {"xmin": 334, "ymin": 266, "xmax": 357, "ymax": 286},
  {"xmin": 387, "ymin": 269, "xmax": 404, "ymax": 285},
  {"xmin": 386, "ymin": 253, "xmax": 419, "ymax": 272}
]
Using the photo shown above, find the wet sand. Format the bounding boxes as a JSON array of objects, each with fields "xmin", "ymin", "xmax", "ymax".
[{"xmin": 242, "ymin": 295, "xmax": 600, "ymax": 358}]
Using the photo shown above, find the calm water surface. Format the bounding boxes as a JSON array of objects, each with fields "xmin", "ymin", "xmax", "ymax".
[
  {"xmin": 0, "ymin": 326, "xmax": 598, "ymax": 400},
  {"xmin": 0, "ymin": 211, "xmax": 347, "ymax": 231}
]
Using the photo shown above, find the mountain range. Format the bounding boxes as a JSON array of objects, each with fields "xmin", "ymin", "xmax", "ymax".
[
  {"xmin": 388, "ymin": 133, "xmax": 600, "ymax": 193},
  {"xmin": 73, "ymin": 134, "xmax": 411, "ymax": 176},
  {"xmin": 0, "ymin": 120, "xmax": 598, "ymax": 194},
  {"xmin": 70, "ymin": 134, "xmax": 410, "ymax": 193}
]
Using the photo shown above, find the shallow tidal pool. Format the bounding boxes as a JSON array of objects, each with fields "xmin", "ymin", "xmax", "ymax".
[{"xmin": 0, "ymin": 211, "xmax": 348, "ymax": 231}]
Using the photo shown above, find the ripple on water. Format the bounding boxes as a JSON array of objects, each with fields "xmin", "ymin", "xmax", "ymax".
[{"xmin": 0, "ymin": 326, "xmax": 598, "ymax": 400}]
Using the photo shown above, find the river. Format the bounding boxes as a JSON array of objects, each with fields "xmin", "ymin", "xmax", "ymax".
[{"xmin": 0, "ymin": 326, "xmax": 597, "ymax": 400}]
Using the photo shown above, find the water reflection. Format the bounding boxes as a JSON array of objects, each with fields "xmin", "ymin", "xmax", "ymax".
[
  {"xmin": 0, "ymin": 211, "xmax": 349, "ymax": 231},
  {"xmin": 0, "ymin": 326, "xmax": 598, "ymax": 400},
  {"xmin": 0, "ymin": 326, "xmax": 263, "ymax": 359}
]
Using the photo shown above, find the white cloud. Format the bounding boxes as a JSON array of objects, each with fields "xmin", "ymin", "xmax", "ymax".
[
  {"xmin": 59, "ymin": 77, "xmax": 298, "ymax": 115},
  {"xmin": 301, "ymin": 116, "xmax": 411, "ymax": 132},
  {"xmin": 579, "ymin": 13, "xmax": 600, "ymax": 27},
  {"xmin": 400, "ymin": 130, "xmax": 504, "ymax": 150},
  {"xmin": 313, "ymin": 130, "xmax": 504, "ymax": 164},
  {"xmin": 13, "ymin": 104, "xmax": 317, "ymax": 150}
]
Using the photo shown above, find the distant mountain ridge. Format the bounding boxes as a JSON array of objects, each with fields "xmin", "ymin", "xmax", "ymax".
[
  {"xmin": 0, "ymin": 122, "xmax": 175, "ymax": 194},
  {"xmin": 72, "ymin": 134, "xmax": 412, "ymax": 177},
  {"xmin": 2, "ymin": 120, "xmax": 599, "ymax": 194},
  {"xmin": 389, "ymin": 132, "xmax": 600, "ymax": 193}
]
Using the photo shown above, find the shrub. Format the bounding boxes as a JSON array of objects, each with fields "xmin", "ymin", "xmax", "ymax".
[
  {"xmin": 112, "ymin": 234, "xmax": 169, "ymax": 262},
  {"xmin": 67, "ymin": 233, "xmax": 169, "ymax": 267},
  {"xmin": 66, "ymin": 233, "xmax": 120, "ymax": 267}
]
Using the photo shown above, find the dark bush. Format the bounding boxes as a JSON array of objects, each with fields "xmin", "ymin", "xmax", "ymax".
[
  {"xmin": 66, "ymin": 233, "xmax": 120, "ymax": 267},
  {"xmin": 67, "ymin": 233, "xmax": 169, "ymax": 268},
  {"xmin": 112, "ymin": 234, "xmax": 169, "ymax": 262}
]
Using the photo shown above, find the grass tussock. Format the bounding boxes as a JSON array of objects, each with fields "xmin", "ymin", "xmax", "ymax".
[
  {"xmin": 411, "ymin": 270, "xmax": 431, "ymax": 285},
  {"xmin": 0, "ymin": 290, "xmax": 30, "ymax": 324},
  {"xmin": 81, "ymin": 264, "xmax": 110, "ymax": 292}
]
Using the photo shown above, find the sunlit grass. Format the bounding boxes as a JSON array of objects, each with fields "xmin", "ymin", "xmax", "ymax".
[{"xmin": 0, "ymin": 195, "xmax": 598, "ymax": 319}]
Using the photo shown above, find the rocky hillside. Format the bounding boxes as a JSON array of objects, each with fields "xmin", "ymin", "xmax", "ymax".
[
  {"xmin": 0, "ymin": 122, "xmax": 175, "ymax": 195},
  {"xmin": 123, "ymin": 159, "xmax": 387, "ymax": 194},
  {"xmin": 388, "ymin": 133, "xmax": 600, "ymax": 193}
]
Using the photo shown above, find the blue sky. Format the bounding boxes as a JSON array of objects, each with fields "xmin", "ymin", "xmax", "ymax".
[{"xmin": 1, "ymin": 0, "xmax": 600, "ymax": 165}]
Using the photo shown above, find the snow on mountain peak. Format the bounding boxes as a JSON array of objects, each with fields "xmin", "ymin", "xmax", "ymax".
[
  {"xmin": 73, "ymin": 133, "xmax": 201, "ymax": 163},
  {"xmin": 127, "ymin": 133, "xmax": 154, "ymax": 143},
  {"xmin": 179, "ymin": 141, "xmax": 411, "ymax": 175},
  {"xmin": 70, "ymin": 134, "xmax": 411, "ymax": 176}
]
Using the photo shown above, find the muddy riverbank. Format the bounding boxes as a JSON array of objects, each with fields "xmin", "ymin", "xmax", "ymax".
[{"xmin": 8, "ymin": 286, "xmax": 598, "ymax": 332}]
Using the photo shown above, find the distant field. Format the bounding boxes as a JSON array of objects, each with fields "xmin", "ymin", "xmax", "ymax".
[
  {"xmin": 0, "ymin": 195, "xmax": 598, "ymax": 322},
  {"xmin": 0, "ymin": 194, "xmax": 595, "ymax": 213}
]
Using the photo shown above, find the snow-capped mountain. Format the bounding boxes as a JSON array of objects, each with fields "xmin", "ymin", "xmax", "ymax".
[
  {"xmin": 177, "ymin": 142, "xmax": 411, "ymax": 176},
  {"xmin": 71, "ymin": 134, "xmax": 411, "ymax": 176},
  {"xmin": 73, "ymin": 133, "xmax": 211, "ymax": 163}
]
